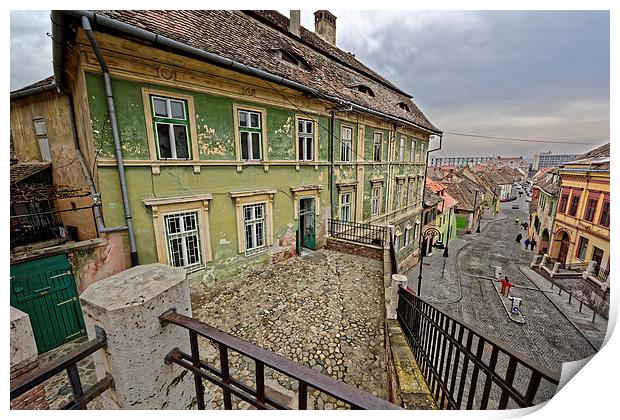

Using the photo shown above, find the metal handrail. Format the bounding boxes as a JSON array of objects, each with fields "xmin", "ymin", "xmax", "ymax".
[
  {"xmin": 160, "ymin": 309, "xmax": 400, "ymax": 410},
  {"xmin": 327, "ymin": 218, "xmax": 386, "ymax": 247},
  {"xmin": 396, "ymin": 287, "xmax": 559, "ymax": 409},
  {"xmin": 10, "ymin": 328, "xmax": 112, "ymax": 410}
]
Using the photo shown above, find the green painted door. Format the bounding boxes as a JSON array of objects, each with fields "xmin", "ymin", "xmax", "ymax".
[
  {"xmin": 299, "ymin": 197, "xmax": 316, "ymax": 250},
  {"xmin": 10, "ymin": 254, "xmax": 85, "ymax": 354}
]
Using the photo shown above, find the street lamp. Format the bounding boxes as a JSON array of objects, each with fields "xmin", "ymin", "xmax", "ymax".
[{"xmin": 417, "ymin": 227, "xmax": 441, "ymax": 296}]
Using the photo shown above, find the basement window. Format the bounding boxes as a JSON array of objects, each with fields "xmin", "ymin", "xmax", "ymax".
[
  {"xmin": 398, "ymin": 102, "xmax": 410, "ymax": 112},
  {"xmin": 357, "ymin": 85, "xmax": 375, "ymax": 97}
]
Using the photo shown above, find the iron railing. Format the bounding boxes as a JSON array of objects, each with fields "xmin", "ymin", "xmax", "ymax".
[
  {"xmin": 10, "ymin": 212, "xmax": 64, "ymax": 249},
  {"xmin": 594, "ymin": 266, "xmax": 609, "ymax": 284},
  {"xmin": 160, "ymin": 309, "xmax": 399, "ymax": 410},
  {"xmin": 327, "ymin": 218, "xmax": 386, "ymax": 247},
  {"xmin": 396, "ymin": 287, "xmax": 560, "ymax": 410},
  {"xmin": 10, "ymin": 329, "xmax": 112, "ymax": 410}
]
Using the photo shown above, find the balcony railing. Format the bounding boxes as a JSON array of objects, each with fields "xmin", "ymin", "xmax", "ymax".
[
  {"xmin": 10, "ymin": 328, "xmax": 113, "ymax": 410},
  {"xmin": 327, "ymin": 218, "xmax": 386, "ymax": 247},
  {"xmin": 10, "ymin": 212, "xmax": 64, "ymax": 249},
  {"xmin": 160, "ymin": 309, "xmax": 400, "ymax": 410},
  {"xmin": 396, "ymin": 287, "xmax": 559, "ymax": 409}
]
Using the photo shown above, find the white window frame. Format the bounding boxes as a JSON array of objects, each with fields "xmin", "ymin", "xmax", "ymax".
[
  {"xmin": 340, "ymin": 192, "xmax": 352, "ymax": 221},
  {"xmin": 396, "ymin": 182, "xmax": 403, "ymax": 208},
  {"xmin": 238, "ymin": 109, "xmax": 262, "ymax": 161},
  {"xmin": 404, "ymin": 225, "xmax": 411, "ymax": 246},
  {"xmin": 151, "ymin": 95, "xmax": 191, "ymax": 160},
  {"xmin": 341, "ymin": 126, "xmax": 352, "ymax": 162},
  {"xmin": 420, "ymin": 142, "xmax": 426, "ymax": 162},
  {"xmin": 407, "ymin": 180, "xmax": 414, "ymax": 205},
  {"xmin": 417, "ymin": 178, "xmax": 424, "ymax": 204},
  {"xmin": 410, "ymin": 140, "xmax": 416, "ymax": 162},
  {"xmin": 163, "ymin": 210, "xmax": 203, "ymax": 272},
  {"xmin": 394, "ymin": 230, "xmax": 402, "ymax": 252},
  {"xmin": 371, "ymin": 186, "xmax": 381, "ymax": 216},
  {"xmin": 373, "ymin": 132, "xmax": 383, "ymax": 162},
  {"xmin": 399, "ymin": 137, "xmax": 405, "ymax": 162},
  {"xmin": 243, "ymin": 202, "xmax": 267, "ymax": 256},
  {"xmin": 298, "ymin": 118, "xmax": 314, "ymax": 161}
]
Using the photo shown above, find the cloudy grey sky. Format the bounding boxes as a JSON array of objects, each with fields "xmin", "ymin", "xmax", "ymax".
[{"xmin": 10, "ymin": 10, "xmax": 609, "ymax": 158}]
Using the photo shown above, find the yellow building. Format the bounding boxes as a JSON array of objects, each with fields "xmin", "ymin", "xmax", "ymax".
[{"xmin": 549, "ymin": 143, "xmax": 609, "ymax": 279}]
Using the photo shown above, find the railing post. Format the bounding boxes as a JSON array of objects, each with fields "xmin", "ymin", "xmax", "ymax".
[
  {"xmin": 80, "ymin": 264, "xmax": 197, "ymax": 409},
  {"xmin": 387, "ymin": 275, "xmax": 408, "ymax": 319}
]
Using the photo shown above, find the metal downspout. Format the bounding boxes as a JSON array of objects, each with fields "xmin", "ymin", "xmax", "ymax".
[
  {"xmin": 64, "ymin": 94, "xmax": 128, "ymax": 234},
  {"xmin": 416, "ymin": 134, "xmax": 442, "ymax": 266},
  {"xmin": 82, "ymin": 16, "xmax": 139, "ymax": 266},
  {"xmin": 330, "ymin": 111, "xmax": 336, "ymax": 219}
]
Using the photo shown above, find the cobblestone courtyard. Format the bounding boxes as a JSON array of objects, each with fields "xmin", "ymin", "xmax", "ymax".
[{"xmin": 190, "ymin": 249, "xmax": 387, "ymax": 409}]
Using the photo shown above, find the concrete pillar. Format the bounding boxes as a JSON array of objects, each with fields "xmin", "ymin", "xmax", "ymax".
[
  {"xmin": 552, "ymin": 262, "xmax": 561, "ymax": 274},
  {"xmin": 530, "ymin": 255, "xmax": 540, "ymax": 268},
  {"xmin": 10, "ymin": 307, "xmax": 49, "ymax": 410},
  {"xmin": 541, "ymin": 253, "xmax": 548, "ymax": 266},
  {"xmin": 80, "ymin": 264, "xmax": 197, "ymax": 409},
  {"xmin": 387, "ymin": 274, "xmax": 408, "ymax": 320},
  {"xmin": 585, "ymin": 261, "xmax": 597, "ymax": 275}
]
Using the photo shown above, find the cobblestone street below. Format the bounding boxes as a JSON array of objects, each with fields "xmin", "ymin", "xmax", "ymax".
[{"xmin": 190, "ymin": 249, "xmax": 387, "ymax": 409}]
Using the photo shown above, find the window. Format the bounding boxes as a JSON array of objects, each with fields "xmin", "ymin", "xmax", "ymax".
[
  {"xmin": 394, "ymin": 230, "xmax": 401, "ymax": 252},
  {"xmin": 357, "ymin": 85, "xmax": 375, "ymax": 97},
  {"xmin": 599, "ymin": 195, "xmax": 610, "ymax": 227},
  {"xmin": 417, "ymin": 178, "xmax": 424, "ymax": 204},
  {"xmin": 371, "ymin": 187, "xmax": 381, "ymax": 216},
  {"xmin": 413, "ymin": 221, "xmax": 420, "ymax": 240},
  {"xmin": 397, "ymin": 102, "xmax": 410, "ymax": 112},
  {"xmin": 420, "ymin": 142, "xmax": 426, "ymax": 162},
  {"xmin": 407, "ymin": 180, "xmax": 414, "ymax": 205},
  {"xmin": 243, "ymin": 203, "xmax": 266, "ymax": 255},
  {"xmin": 568, "ymin": 190, "xmax": 581, "ymax": 217},
  {"xmin": 399, "ymin": 137, "xmax": 405, "ymax": 162},
  {"xmin": 238, "ymin": 109, "xmax": 262, "ymax": 161},
  {"xmin": 396, "ymin": 182, "xmax": 403, "ymax": 208},
  {"xmin": 33, "ymin": 118, "xmax": 51, "ymax": 162},
  {"xmin": 576, "ymin": 236, "xmax": 588, "ymax": 260},
  {"xmin": 373, "ymin": 132, "xmax": 383, "ymax": 162},
  {"xmin": 164, "ymin": 211, "xmax": 202, "ymax": 271},
  {"xmin": 410, "ymin": 140, "xmax": 416, "ymax": 162},
  {"xmin": 583, "ymin": 193, "xmax": 599, "ymax": 222},
  {"xmin": 151, "ymin": 96, "xmax": 190, "ymax": 159},
  {"xmin": 340, "ymin": 193, "xmax": 351, "ymax": 222},
  {"xmin": 340, "ymin": 127, "xmax": 352, "ymax": 162},
  {"xmin": 298, "ymin": 119, "xmax": 314, "ymax": 161},
  {"xmin": 404, "ymin": 225, "xmax": 411, "ymax": 246},
  {"xmin": 558, "ymin": 190, "xmax": 570, "ymax": 213}
]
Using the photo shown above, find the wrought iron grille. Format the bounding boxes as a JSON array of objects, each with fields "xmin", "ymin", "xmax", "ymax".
[
  {"xmin": 396, "ymin": 287, "xmax": 560, "ymax": 410},
  {"xmin": 10, "ymin": 329, "xmax": 112, "ymax": 410},
  {"xmin": 327, "ymin": 218, "xmax": 386, "ymax": 247},
  {"xmin": 160, "ymin": 309, "xmax": 399, "ymax": 410}
]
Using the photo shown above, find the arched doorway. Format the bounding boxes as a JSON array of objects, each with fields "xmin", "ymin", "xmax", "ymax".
[
  {"xmin": 540, "ymin": 229, "xmax": 550, "ymax": 255},
  {"xmin": 557, "ymin": 231, "xmax": 570, "ymax": 265}
]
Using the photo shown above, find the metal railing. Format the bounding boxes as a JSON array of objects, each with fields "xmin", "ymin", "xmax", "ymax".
[
  {"xmin": 10, "ymin": 329, "xmax": 113, "ymax": 410},
  {"xmin": 594, "ymin": 266, "xmax": 609, "ymax": 284},
  {"xmin": 396, "ymin": 287, "xmax": 560, "ymax": 410},
  {"xmin": 160, "ymin": 309, "xmax": 399, "ymax": 410},
  {"xmin": 327, "ymin": 218, "xmax": 386, "ymax": 247},
  {"xmin": 10, "ymin": 213, "xmax": 65, "ymax": 249}
]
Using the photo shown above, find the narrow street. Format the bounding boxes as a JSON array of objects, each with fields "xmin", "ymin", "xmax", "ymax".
[{"xmin": 405, "ymin": 193, "xmax": 604, "ymax": 375}]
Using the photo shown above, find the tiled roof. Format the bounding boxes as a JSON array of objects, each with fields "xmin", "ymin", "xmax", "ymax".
[
  {"xmin": 91, "ymin": 10, "xmax": 439, "ymax": 133},
  {"xmin": 424, "ymin": 190, "xmax": 443, "ymax": 208},
  {"xmin": 10, "ymin": 162, "xmax": 52, "ymax": 184},
  {"xmin": 426, "ymin": 179, "xmax": 459, "ymax": 211},
  {"xmin": 564, "ymin": 142, "xmax": 610, "ymax": 169},
  {"xmin": 11, "ymin": 75, "xmax": 55, "ymax": 95},
  {"xmin": 444, "ymin": 178, "xmax": 482, "ymax": 212}
]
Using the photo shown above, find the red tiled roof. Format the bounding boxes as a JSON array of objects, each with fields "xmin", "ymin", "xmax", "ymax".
[{"xmin": 90, "ymin": 10, "xmax": 439, "ymax": 132}]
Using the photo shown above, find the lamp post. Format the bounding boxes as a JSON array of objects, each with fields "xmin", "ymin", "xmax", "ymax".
[
  {"xmin": 443, "ymin": 208, "xmax": 451, "ymax": 257},
  {"xmin": 417, "ymin": 227, "xmax": 441, "ymax": 296}
]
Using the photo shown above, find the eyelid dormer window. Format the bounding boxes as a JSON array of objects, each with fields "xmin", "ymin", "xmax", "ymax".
[
  {"xmin": 398, "ymin": 102, "xmax": 410, "ymax": 112},
  {"xmin": 357, "ymin": 85, "xmax": 375, "ymax": 97},
  {"xmin": 278, "ymin": 49, "xmax": 310, "ymax": 70}
]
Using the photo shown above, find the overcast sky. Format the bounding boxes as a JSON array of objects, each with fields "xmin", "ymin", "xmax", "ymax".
[{"xmin": 10, "ymin": 10, "xmax": 609, "ymax": 158}]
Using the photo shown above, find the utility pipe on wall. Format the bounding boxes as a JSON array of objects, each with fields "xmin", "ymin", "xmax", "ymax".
[{"xmin": 81, "ymin": 16, "xmax": 139, "ymax": 266}]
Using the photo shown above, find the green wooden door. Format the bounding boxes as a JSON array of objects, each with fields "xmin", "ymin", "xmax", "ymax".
[
  {"xmin": 299, "ymin": 197, "xmax": 316, "ymax": 250},
  {"xmin": 10, "ymin": 254, "xmax": 85, "ymax": 354}
]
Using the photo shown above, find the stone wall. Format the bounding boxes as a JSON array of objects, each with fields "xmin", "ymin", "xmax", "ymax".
[
  {"xmin": 10, "ymin": 307, "xmax": 49, "ymax": 410},
  {"xmin": 325, "ymin": 237, "xmax": 383, "ymax": 261}
]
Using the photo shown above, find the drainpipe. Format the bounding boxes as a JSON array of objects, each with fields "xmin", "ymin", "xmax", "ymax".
[
  {"xmin": 329, "ymin": 111, "xmax": 336, "ymax": 219},
  {"xmin": 64, "ymin": 94, "xmax": 128, "ymax": 234},
  {"xmin": 82, "ymin": 16, "xmax": 139, "ymax": 266},
  {"xmin": 416, "ymin": 134, "xmax": 442, "ymax": 264}
]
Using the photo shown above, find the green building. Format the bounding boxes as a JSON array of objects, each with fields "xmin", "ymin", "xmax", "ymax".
[{"xmin": 50, "ymin": 10, "xmax": 442, "ymax": 284}]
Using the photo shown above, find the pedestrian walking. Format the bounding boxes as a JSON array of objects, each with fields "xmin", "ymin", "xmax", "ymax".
[
  {"xmin": 524, "ymin": 238, "xmax": 530, "ymax": 249},
  {"xmin": 499, "ymin": 277, "xmax": 508, "ymax": 295},
  {"xmin": 515, "ymin": 233, "xmax": 522, "ymax": 243},
  {"xmin": 523, "ymin": 221, "xmax": 528, "ymax": 230},
  {"xmin": 530, "ymin": 239, "xmax": 537, "ymax": 251}
]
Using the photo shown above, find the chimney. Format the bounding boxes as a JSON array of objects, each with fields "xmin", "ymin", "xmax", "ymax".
[
  {"xmin": 314, "ymin": 10, "xmax": 337, "ymax": 45},
  {"xmin": 289, "ymin": 10, "xmax": 300, "ymax": 37}
]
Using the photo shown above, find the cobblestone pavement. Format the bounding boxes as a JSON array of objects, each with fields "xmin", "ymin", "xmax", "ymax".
[
  {"xmin": 404, "ymin": 194, "xmax": 607, "ymax": 406},
  {"xmin": 36, "ymin": 336, "xmax": 101, "ymax": 410},
  {"xmin": 190, "ymin": 249, "xmax": 387, "ymax": 409}
]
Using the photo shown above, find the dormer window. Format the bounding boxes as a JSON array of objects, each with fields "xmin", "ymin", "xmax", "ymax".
[
  {"xmin": 277, "ymin": 49, "xmax": 310, "ymax": 70},
  {"xmin": 357, "ymin": 85, "xmax": 375, "ymax": 97},
  {"xmin": 398, "ymin": 102, "xmax": 410, "ymax": 112}
]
